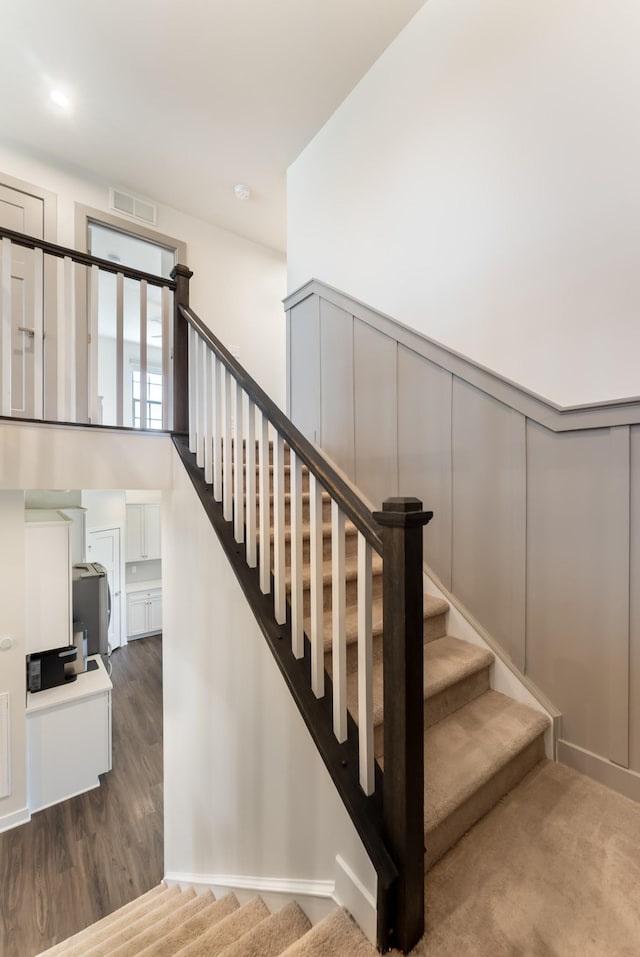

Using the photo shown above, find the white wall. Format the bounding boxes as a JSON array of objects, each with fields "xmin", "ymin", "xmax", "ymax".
[
  {"xmin": 0, "ymin": 492, "xmax": 27, "ymax": 831},
  {"xmin": 162, "ymin": 450, "xmax": 377, "ymax": 931},
  {"xmin": 0, "ymin": 144, "xmax": 287, "ymax": 408},
  {"xmin": 287, "ymin": 0, "xmax": 640, "ymax": 407}
]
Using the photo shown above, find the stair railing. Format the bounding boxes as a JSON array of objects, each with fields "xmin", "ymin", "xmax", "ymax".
[
  {"xmin": 0, "ymin": 225, "xmax": 176, "ymax": 428},
  {"xmin": 173, "ymin": 278, "xmax": 432, "ymax": 953}
]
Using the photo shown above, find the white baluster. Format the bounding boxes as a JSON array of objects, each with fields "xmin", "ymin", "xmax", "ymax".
[
  {"xmin": 245, "ymin": 395, "xmax": 257, "ymax": 567},
  {"xmin": 332, "ymin": 502, "xmax": 347, "ymax": 742},
  {"xmin": 290, "ymin": 451, "xmax": 304, "ymax": 659},
  {"xmin": 161, "ymin": 286, "xmax": 171, "ymax": 430},
  {"xmin": 116, "ymin": 272, "xmax": 124, "ymax": 427},
  {"xmin": 357, "ymin": 533, "xmax": 374, "ymax": 795},
  {"xmin": 56, "ymin": 256, "xmax": 76, "ymax": 422},
  {"xmin": 0, "ymin": 238, "xmax": 11, "ymax": 416},
  {"xmin": 139, "ymin": 279, "xmax": 148, "ymax": 431},
  {"xmin": 196, "ymin": 335, "xmax": 205, "ymax": 466},
  {"xmin": 212, "ymin": 356, "xmax": 222, "ymax": 502},
  {"xmin": 32, "ymin": 248, "xmax": 44, "ymax": 420},
  {"xmin": 273, "ymin": 432, "xmax": 286, "ymax": 625},
  {"xmin": 233, "ymin": 380, "xmax": 244, "ymax": 543},
  {"xmin": 203, "ymin": 347, "xmax": 213, "ymax": 484},
  {"xmin": 188, "ymin": 323, "xmax": 197, "ymax": 452},
  {"xmin": 310, "ymin": 473, "xmax": 325, "ymax": 698},
  {"xmin": 222, "ymin": 365, "xmax": 233, "ymax": 522},
  {"xmin": 88, "ymin": 264, "xmax": 100, "ymax": 424},
  {"xmin": 258, "ymin": 410, "xmax": 270, "ymax": 594}
]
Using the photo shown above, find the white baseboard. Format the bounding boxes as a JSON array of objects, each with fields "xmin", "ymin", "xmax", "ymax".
[
  {"xmin": 334, "ymin": 855, "xmax": 377, "ymax": 945},
  {"xmin": 0, "ymin": 805, "xmax": 30, "ymax": 834},
  {"xmin": 163, "ymin": 870, "xmax": 336, "ymax": 926}
]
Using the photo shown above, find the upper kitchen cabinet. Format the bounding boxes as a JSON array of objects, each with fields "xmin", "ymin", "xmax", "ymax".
[
  {"xmin": 25, "ymin": 510, "xmax": 72, "ymax": 654},
  {"xmin": 125, "ymin": 504, "xmax": 161, "ymax": 562}
]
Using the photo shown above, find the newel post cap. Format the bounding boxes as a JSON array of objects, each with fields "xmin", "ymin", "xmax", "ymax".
[
  {"xmin": 170, "ymin": 263, "xmax": 194, "ymax": 282},
  {"xmin": 373, "ymin": 497, "xmax": 433, "ymax": 528}
]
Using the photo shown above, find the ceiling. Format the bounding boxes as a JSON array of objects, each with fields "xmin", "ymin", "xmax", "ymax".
[{"xmin": 0, "ymin": 0, "xmax": 425, "ymax": 253}]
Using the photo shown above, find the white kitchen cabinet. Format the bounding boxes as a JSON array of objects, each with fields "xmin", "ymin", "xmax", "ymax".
[
  {"xmin": 25, "ymin": 510, "xmax": 72, "ymax": 655},
  {"xmin": 27, "ymin": 655, "xmax": 112, "ymax": 813},
  {"xmin": 126, "ymin": 504, "xmax": 161, "ymax": 561},
  {"xmin": 127, "ymin": 587, "xmax": 162, "ymax": 639}
]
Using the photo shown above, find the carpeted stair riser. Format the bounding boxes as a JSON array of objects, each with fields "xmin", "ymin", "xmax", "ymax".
[
  {"xmin": 238, "ymin": 463, "xmax": 311, "ymax": 494},
  {"xmin": 278, "ymin": 907, "xmax": 376, "ymax": 956},
  {"xmin": 174, "ymin": 897, "xmax": 270, "ymax": 956},
  {"xmin": 264, "ymin": 521, "xmax": 359, "ymax": 568},
  {"xmin": 50, "ymin": 886, "xmax": 186, "ymax": 957},
  {"xmin": 424, "ymin": 666, "xmax": 491, "ymax": 731},
  {"xmin": 216, "ymin": 901, "xmax": 311, "ymax": 957},
  {"xmin": 425, "ymin": 734, "xmax": 546, "ymax": 870},
  {"xmin": 82, "ymin": 889, "xmax": 203, "ymax": 957},
  {"xmin": 418, "ymin": 691, "xmax": 549, "ymax": 871},
  {"xmin": 342, "ymin": 637, "xmax": 494, "ymax": 760},
  {"xmin": 250, "ymin": 491, "xmax": 333, "ymax": 527},
  {"xmin": 135, "ymin": 893, "xmax": 239, "ymax": 957}
]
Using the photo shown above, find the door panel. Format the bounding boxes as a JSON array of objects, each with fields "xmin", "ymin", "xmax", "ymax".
[
  {"xmin": 87, "ymin": 527, "xmax": 122, "ymax": 650},
  {"xmin": 0, "ymin": 182, "xmax": 44, "ymax": 417}
]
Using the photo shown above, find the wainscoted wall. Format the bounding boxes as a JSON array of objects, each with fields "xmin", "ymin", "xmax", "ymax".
[{"xmin": 285, "ymin": 280, "xmax": 640, "ymax": 798}]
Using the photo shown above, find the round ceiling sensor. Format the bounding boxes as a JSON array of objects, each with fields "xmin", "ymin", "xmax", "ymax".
[{"xmin": 233, "ymin": 184, "xmax": 250, "ymax": 201}]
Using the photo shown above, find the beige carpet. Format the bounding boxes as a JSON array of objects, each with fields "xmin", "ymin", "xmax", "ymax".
[
  {"xmin": 35, "ymin": 891, "xmax": 375, "ymax": 957},
  {"xmin": 414, "ymin": 759, "xmax": 640, "ymax": 956}
]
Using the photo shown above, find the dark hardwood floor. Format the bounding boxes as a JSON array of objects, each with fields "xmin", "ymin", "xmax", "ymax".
[{"xmin": 0, "ymin": 635, "xmax": 164, "ymax": 957}]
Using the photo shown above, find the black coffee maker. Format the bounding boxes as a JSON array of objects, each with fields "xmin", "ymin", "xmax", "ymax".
[{"xmin": 26, "ymin": 645, "xmax": 78, "ymax": 693}]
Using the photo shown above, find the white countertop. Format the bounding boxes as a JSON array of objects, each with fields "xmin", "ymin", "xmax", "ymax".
[
  {"xmin": 126, "ymin": 579, "xmax": 162, "ymax": 594},
  {"xmin": 27, "ymin": 655, "xmax": 112, "ymax": 714}
]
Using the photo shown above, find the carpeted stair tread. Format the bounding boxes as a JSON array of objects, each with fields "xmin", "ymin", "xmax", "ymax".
[
  {"xmin": 135, "ymin": 894, "xmax": 239, "ymax": 957},
  {"xmin": 323, "ymin": 592, "xmax": 448, "ymax": 656},
  {"xmin": 278, "ymin": 907, "xmax": 376, "ymax": 956},
  {"xmin": 286, "ymin": 551, "xmax": 384, "ymax": 590},
  {"xmin": 173, "ymin": 897, "xmax": 270, "ymax": 957},
  {"xmin": 420, "ymin": 690, "xmax": 549, "ymax": 834},
  {"xmin": 216, "ymin": 901, "xmax": 311, "ymax": 957},
  {"xmin": 262, "ymin": 518, "xmax": 358, "ymax": 545},
  {"xmin": 34, "ymin": 884, "xmax": 171, "ymax": 957},
  {"xmin": 130, "ymin": 892, "xmax": 238, "ymax": 957},
  {"xmin": 347, "ymin": 635, "xmax": 494, "ymax": 738},
  {"xmin": 46, "ymin": 886, "xmax": 186, "ymax": 957},
  {"xmin": 82, "ymin": 888, "xmax": 202, "ymax": 957},
  {"xmin": 424, "ymin": 636, "xmax": 494, "ymax": 698}
]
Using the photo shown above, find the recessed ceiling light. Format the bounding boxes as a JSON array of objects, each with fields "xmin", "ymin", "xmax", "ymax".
[
  {"xmin": 233, "ymin": 184, "xmax": 250, "ymax": 201},
  {"xmin": 50, "ymin": 89, "xmax": 70, "ymax": 109}
]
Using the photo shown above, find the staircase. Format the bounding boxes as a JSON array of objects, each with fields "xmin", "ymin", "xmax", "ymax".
[
  {"xmin": 260, "ymin": 454, "xmax": 550, "ymax": 875},
  {"xmin": 173, "ymin": 300, "xmax": 552, "ymax": 951},
  {"xmin": 35, "ymin": 884, "xmax": 377, "ymax": 957}
]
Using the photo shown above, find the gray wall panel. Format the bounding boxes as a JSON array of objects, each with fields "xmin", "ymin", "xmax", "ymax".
[
  {"xmin": 289, "ymin": 296, "xmax": 321, "ymax": 442},
  {"xmin": 451, "ymin": 380, "xmax": 526, "ymax": 669},
  {"xmin": 526, "ymin": 423, "xmax": 630, "ymax": 766},
  {"xmin": 320, "ymin": 300, "xmax": 355, "ymax": 480},
  {"xmin": 397, "ymin": 345, "xmax": 453, "ymax": 589},
  {"xmin": 353, "ymin": 320, "xmax": 398, "ymax": 509},
  {"xmin": 630, "ymin": 426, "xmax": 640, "ymax": 772}
]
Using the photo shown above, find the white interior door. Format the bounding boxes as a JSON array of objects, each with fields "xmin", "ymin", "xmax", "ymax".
[
  {"xmin": 0, "ymin": 182, "xmax": 44, "ymax": 417},
  {"xmin": 87, "ymin": 526, "xmax": 122, "ymax": 650}
]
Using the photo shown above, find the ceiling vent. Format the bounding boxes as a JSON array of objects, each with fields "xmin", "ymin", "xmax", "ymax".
[{"xmin": 109, "ymin": 188, "xmax": 157, "ymax": 226}]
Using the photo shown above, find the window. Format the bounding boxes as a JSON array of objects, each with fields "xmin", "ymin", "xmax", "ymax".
[{"xmin": 132, "ymin": 370, "xmax": 163, "ymax": 430}]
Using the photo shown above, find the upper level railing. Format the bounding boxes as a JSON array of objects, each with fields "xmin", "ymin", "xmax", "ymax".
[
  {"xmin": 0, "ymin": 225, "xmax": 178, "ymax": 429},
  {"xmin": 172, "ymin": 275, "xmax": 432, "ymax": 953}
]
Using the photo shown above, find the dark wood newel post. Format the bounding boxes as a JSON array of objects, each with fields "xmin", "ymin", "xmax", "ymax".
[
  {"xmin": 171, "ymin": 263, "xmax": 194, "ymax": 434},
  {"xmin": 373, "ymin": 497, "xmax": 433, "ymax": 954}
]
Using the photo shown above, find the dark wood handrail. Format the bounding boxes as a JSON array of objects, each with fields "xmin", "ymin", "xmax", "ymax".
[
  {"xmin": 180, "ymin": 303, "xmax": 384, "ymax": 554},
  {"xmin": 0, "ymin": 225, "xmax": 176, "ymax": 290}
]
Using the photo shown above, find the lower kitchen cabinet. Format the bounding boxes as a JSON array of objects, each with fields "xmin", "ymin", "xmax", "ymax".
[
  {"xmin": 27, "ymin": 655, "xmax": 112, "ymax": 813},
  {"xmin": 127, "ymin": 588, "xmax": 162, "ymax": 639}
]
